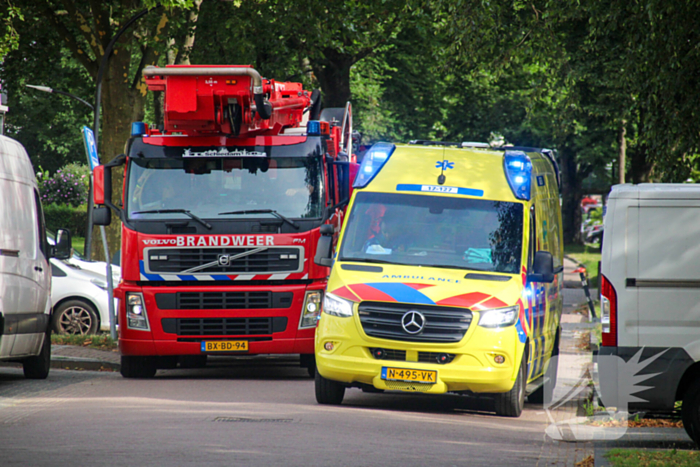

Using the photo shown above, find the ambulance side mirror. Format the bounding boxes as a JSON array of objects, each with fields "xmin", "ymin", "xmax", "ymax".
[
  {"xmin": 314, "ymin": 224, "xmax": 334, "ymax": 267},
  {"xmin": 527, "ymin": 251, "xmax": 554, "ymax": 283}
]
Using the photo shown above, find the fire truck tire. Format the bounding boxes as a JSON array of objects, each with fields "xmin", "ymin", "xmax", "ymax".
[
  {"xmin": 23, "ymin": 331, "xmax": 51, "ymax": 380},
  {"xmin": 682, "ymin": 377, "xmax": 700, "ymax": 445},
  {"xmin": 494, "ymin": 355, "xmax": 526, "ymax": 417},
  {"xmin": 300, "ymin": 354, "xmax": 316, "ymax": 378},
  {"xmin": 315, "ymin": 372, "xmax": 345, "ymax": 405},
  {"xmin": 120, "ymin": 356, "xmax": 157, "ymax": 378}
]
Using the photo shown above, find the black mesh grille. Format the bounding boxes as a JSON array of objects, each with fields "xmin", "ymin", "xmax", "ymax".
[
  {"xmin": 358, "ymin": 302, "xmax": 472, "ymax": 343},
  {"xmin": 146, "ymin": 247, "xmax": 301, "ymax": 274},
  {"xmin": 369, "ymin": 348, "xmax": 407, "ymax": 361},
  {"xmin": 169, "ymin": 318, "xmax": 272, "ymax": 336},
  {"xmin": 418, "ymin": 352, "xmax": 456, "ymax": 364},
  {"xmin": 183, "ymin": 292, "xmax": 269, "ymax": 309}
]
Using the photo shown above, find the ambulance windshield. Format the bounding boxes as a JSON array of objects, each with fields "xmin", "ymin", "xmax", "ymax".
[
  {"xmin": 126, "ymin": 156, "xmax": 323, "ymax": 220},
  {"xmin": 339, "ymin": 192, "xmax": 523, "ymax": 274}
]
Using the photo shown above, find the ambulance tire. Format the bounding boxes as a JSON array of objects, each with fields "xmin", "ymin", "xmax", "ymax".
[
  {"xmin": 120, "ymin": 356, "xmax": 157, "ymax": 378},
  {"xmin": 681, "ymin": 377, "xmax": 700, "ymax": 445},
  {"xmin": 315, "ymin": 371, "xmax": 345, "ymax": 405},
  {"xmin": 494, "ymin": 356, "xmax": 526, "ymax": 417}
]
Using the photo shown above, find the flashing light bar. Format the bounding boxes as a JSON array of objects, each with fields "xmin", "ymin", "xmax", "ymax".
[
  {"xmin": 307, "ymin": 120, "xmax": 330, "ymax": 136},
  {"xmin": 131, "ymin": 121, "xmax": 147, "ymax": 136},
  {"xmin": 353, "ymin": 142, "xmax": 396, "ymax": 188},
  {"xmin": 503, "ymin": 150, "xmax": 532, "ymax": 200}
]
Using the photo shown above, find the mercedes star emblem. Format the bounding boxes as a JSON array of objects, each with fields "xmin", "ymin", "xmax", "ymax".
[{"xmin": 401, "ymin": 311, "xmax": 426, "ymax": 334}]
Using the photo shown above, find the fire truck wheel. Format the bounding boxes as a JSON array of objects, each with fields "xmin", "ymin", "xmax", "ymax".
[
  {"xmin": 494, "ymin": 355, "xmax": 526, "ymax": 417},
  {"xmin": 23, "ymin": 331, "xmax": 51, "ymax": 380},
  {"xmin": 300, "ymin": 354, "xmax": 316, "ymax": 378},
  {"xmin": 315, "ymin": 371, "xmax": 345, "ymax": 405},
  {"xmin": 52, "ymin": 299, "xmax": 99, "ymax": 335},
  {"xmin": 682, "ymin": 377, "xmax": 700, "ymax": 445},
  {"xmin": 120, "ymin": 356, "xmax": 157, "ymax": 378}
]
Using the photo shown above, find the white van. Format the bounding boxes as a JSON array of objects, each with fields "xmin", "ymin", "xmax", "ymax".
[
  {"xmin": 599, "ymin": 183, "xmax": 700, "ymax": 443},
  {"xmin": 0, "ymin": 134, "xmax": 71, "ymax": 378}
]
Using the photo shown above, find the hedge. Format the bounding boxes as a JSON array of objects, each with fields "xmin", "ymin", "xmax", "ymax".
[{"xmin": 43, "ymin": 203, "xmax": 88, "ymax": 237}]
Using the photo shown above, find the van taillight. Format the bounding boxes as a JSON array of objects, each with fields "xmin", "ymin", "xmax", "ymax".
[{"xmin": 600, "ymin": 274, "xmax": 617, "ymax": 347}]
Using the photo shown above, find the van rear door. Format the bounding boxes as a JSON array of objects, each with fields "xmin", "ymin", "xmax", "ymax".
[{"xmin": 636, "ymin": 196, "xmax": 700, "ymax": 348}]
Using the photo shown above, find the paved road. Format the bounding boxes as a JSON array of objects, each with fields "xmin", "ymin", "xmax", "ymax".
[{"xmin": 0, "ymin": 284, "xmax": 594, "ymax": 466}]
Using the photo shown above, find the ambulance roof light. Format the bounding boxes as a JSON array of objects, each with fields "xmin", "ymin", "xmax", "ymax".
[
  {"xmin": 353, "ymin": 142, "xmax": 396, "ymax": 188},
  {"xmin": 503, "ymin": 150, "xmax": 532, "ymax": 200}
]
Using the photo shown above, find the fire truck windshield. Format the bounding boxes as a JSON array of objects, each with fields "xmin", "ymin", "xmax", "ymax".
[{"xmin": 127, "ymin": 156, "xmax": 323, "ymax": 220}]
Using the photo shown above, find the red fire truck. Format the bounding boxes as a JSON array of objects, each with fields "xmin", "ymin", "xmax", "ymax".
[{"xmin": 92, "ymin": 65, "xmax": 357, "ymax": 377}]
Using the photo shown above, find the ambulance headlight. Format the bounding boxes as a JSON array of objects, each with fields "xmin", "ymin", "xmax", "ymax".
[
  {"xmin": 323, "ymin": 293, "xmax": 354, "ymax": 318},
  {"xmin": 478, "ymin": 305, "xmax": 519, "ymax": 328},
  {"xmin": 126, "ymin": 293, "xmax": 150, "ymax": 330}
]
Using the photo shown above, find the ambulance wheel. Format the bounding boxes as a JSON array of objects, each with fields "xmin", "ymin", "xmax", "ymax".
[
  {"xmin": 681, "ymin": 378, "xmax": 700, "ymax": 445},
  {"xmin": 494, "ymin": 356, "xmax": 526, "ymax": 417},
  {"xmin": 120, "ymin": 356, "xmax": 157, "ymax": 378},
  {"xmin": 23, "ymin": 331, "xmax": 51, "ymax": 380},
  {"xmin": 315, "ymin": 371, "xmax": 345, "ymax": 405}
]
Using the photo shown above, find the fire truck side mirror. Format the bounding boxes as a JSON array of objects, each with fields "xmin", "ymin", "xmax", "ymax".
[
  {"xmin": 93, "ymin": 165, "xmax": 105, "ymax": 205},
  {"xmin": 315, "ymin": 224, "xmax": 334, "ymax": 267},
  {"xmin": 93, "ymin": 206, "xmax": 111, "ymax": 226}
]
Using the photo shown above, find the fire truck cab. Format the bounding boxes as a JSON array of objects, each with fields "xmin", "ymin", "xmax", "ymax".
[{"xmin": 93, "ymin": 65, "xmax": 357, "ymax": 378}]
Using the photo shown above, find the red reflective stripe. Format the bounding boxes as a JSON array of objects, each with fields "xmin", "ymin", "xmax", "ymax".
[
  {"xmin": 331, "ymin": 286, "xmax": 361, "ymax": 302},
  {"xmin": 403, "ymin": 283, "xmax": 434, "ymax": 290},
  {"xmin": 478, "ymin": 297, "xmax": 508, "ymax": 309},
  {"xmin": 436, "ymin": 292, "xmax": 490, "ymax": 308},
  {"xmin": 348, "ymin": 284, "xmax": 396, "ymax": 302},
  {"xmin": 253, "ymin": 274, "xmax": 272, "ymax": 280}
]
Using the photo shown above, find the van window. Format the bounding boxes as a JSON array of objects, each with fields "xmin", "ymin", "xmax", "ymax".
[{"xmin": 339, "ymin": 192, "xmax": 524, "ymax": 274}]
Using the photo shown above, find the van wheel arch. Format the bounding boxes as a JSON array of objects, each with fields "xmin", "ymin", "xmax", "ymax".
[{"xmin": 675, "ymin": 362, "xmax": 700, "ymax": 404}]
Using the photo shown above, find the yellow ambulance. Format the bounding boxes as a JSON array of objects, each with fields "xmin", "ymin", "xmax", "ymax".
[{"xmin": 313, "ymin": 141, "xmax": 563, "ymax": 417}]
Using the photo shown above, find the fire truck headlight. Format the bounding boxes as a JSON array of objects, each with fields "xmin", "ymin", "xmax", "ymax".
[
  {"xmin": 300, "ymin": 291, "xmax": 323, "ymax": 329},
  {"xmin": 478, "ymin": 305, "xmax": 519, "ymax": 328},
  {"xmin": 126, "ymin": 293, "xmax": 150, "ymax": 330},
  {"xmin": 322, "ymin": 292, "xmax": 354, "ymax": 318}
]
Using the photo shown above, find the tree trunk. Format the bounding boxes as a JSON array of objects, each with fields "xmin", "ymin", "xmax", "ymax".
[
  {"xmin": 559, "ymin": 146, "xmax": 583, "ymax": 245},
  {"xmin": 90, "ymin": 46, "xmax": 147, "ymax": 261},
  {"xmin": 312, "ymin": 49, "xmax": 354, "ymax": 108},
  {"xmin": 618, "ymin": 120, "xmax": 626, "ymax": 184}
]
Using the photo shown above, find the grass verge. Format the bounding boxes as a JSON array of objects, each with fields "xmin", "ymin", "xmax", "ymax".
[
  {"xmin": 72, "ymin": 236, "xmax": 85, "ymax": 256},
  {"xmin": 605, "ymin": 448, "xmax": 699, "ymax": 466},
  {"xmin": 565, "ymin": 243, "xmax": 602, "ymax": 290},
  {"xmin": 51, "ymin": 333, "xmax": 118, "ymax": 351}
]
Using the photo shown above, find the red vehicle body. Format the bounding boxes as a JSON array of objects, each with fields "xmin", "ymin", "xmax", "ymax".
[{"xmin": 93, "ymin": 65, "xmax": 357, "ymax": 377}]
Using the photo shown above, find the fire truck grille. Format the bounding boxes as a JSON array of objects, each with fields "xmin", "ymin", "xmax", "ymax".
[
  {"xmin": 358, "ymin": 302, "xmax": 472, "ymax": 343},
  {"xmin": 155, "ymin": 291, "xmax": 294, "ymax": 310},
  {"xmin": 161, "ymin": 317, "xmax": 288, "ymax": 336},
  {"xmin": 145, "ymin": 247, "xmax": 303, "ymax": 274}
]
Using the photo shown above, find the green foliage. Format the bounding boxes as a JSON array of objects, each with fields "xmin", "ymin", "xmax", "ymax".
[
  {"xmin": 43, "ymin": 203, "xmax": 88, "ymax": 237},
  {"xmin": 51, "ymin": 333, "xmax": 117, "ymax": 350},
  {"xmin": 605, "ymin": 448, "xmax": 700, "ymax": 467},
  {"xmin": 38, "ymin": 166, "xmax": 88, "ymax": 207}
]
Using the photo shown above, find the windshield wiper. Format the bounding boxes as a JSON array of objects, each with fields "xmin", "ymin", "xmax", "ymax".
[
  {"xmin": 422, "ymin": 263, "xmax": 492, "ymax": 272},
  {"xmin": 340, "ymin": 257, "xmax": 398, "ymax": 265},
  {"xmin": 131, "ymin": 209, "xmax": 212, "ymax": 230},
  {"xmin": 218, "ymin": 209, "xmax": 299, "ymax": 230}
]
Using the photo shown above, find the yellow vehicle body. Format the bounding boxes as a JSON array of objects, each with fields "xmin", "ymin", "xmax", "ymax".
[{"xmin": 315, "ymin": 143, "xmax": 563, "ymax": 414}]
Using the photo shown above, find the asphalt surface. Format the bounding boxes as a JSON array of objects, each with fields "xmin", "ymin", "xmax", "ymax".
[{"xmin": 0, "ymin": 257, "xmax": 693, "ymax": 466}]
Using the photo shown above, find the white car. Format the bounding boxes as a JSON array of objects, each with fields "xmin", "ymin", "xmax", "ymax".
[{"xmin": 47, "ymin": 232, "xmax": 120, "ymax": 335}]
